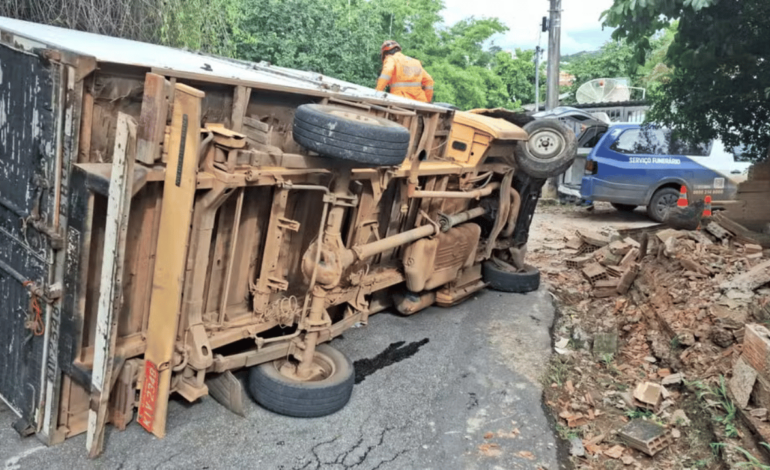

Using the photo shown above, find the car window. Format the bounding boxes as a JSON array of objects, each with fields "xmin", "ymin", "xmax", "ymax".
[
  {"xmin": 610, "ymin": 128, "xmax": 668, "ymax": 155},
  {"xmin": 668, "ymin": 130, "xmax": 712, "ymax": 156},
  {"xmin": 577, "ymin": 126, "xmax": 607, "ymax": 149}
]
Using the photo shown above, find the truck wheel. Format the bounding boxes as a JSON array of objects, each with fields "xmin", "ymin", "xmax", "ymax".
[
  {"xmin": 514, "ymin": 119, "xmax": 577, "ymax": 179},
  {"xmin": 646, "ymin": 187, "xmax": 680, "ymax": 222},
  {"xmin": 293, "ymin": 104, "xmax": 410, "ymax": 166},
  {"xmin": 611, "ymin": 203, "xmax": 637, "ymax": 212},
  {"xmin": 483, "ymin": 261, "xmax": 540, "ymax": 293},
  {"xmin": 248, "ymin": 343, "xmax": 354, "ymax": 418}
]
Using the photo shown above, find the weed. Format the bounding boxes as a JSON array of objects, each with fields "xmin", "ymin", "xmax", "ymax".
[
  {"xmin": 625, "ymin": 408, "xmax": 654, "ymax": 420},
  {"xmin": 601, "ymin": 353, "xmax": 614, "ymax": 366},
  {"xmin": 712, "ymin": 442, "xmax": 770, "ymax": 469},
  {"xmin": 670, "ymin": 335, "xmax": 681, "ymax": 349},
  {"xmin": 693, "ymin": 457, "xmax": 712, "ymax": 469},
  {"xmin": 555, "ymin": 423, "xmax": 579, "ymax": 441},
  {"xmin": 547, "ymin": 360, "xmax": 569, "ymax": 387},
  {"xmin": 689, "ymin": 376, "xmax": 739, "ymax": 438}
]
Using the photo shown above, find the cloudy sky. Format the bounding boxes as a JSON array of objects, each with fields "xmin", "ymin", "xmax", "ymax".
[{"xmin": 441, "ymin": 0, "xmax": 615, "ymax": 55}]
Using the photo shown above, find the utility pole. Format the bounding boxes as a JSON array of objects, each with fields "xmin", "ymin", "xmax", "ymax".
[
  {"xmin": 534, "ymin": 46, "xmax": 542, "ymax": 111},
  {"xmin": 546, "ymin": 0, "xmax": 562, "ymax": 110}
]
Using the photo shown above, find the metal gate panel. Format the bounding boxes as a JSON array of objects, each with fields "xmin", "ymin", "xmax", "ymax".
[{"xmin": 0, "ymin": 42, "xmax": 59, "ymax": 426}]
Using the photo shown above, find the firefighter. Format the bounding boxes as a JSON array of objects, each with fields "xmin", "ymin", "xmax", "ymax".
[{"xmin": 376, "ymin": 40, "xmax": 434, "ymax": 103}]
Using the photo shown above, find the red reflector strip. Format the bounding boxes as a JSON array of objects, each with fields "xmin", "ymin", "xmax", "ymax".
[{"xmin": 138, "ymin": 360, "xmax": 159, "ymax": 432}]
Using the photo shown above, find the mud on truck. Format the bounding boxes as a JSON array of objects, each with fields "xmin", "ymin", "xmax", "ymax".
[{"xmin": 0, "ymin": 17, "xmax": 576, "ymax": 455}]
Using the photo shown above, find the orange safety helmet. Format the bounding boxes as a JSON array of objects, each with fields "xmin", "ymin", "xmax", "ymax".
[{"xmin": 380, "ymin": 40, "xmax": 401, "ymax": 61}]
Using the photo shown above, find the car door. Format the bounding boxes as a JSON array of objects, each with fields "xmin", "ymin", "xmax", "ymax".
[
  {"xmin": 679, "ymin": 139, "xmax": 747, "ymax": 201},
  {"xmin": 587, "ymin": 125, "xmax": 670, "ymax": 205}
]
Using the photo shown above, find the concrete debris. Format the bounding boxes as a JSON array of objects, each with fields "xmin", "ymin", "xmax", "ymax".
[
  {"xmin": 721, "ymin": 260, "xmax": 770, "ymax": 292},
  {"xmin": 593, "ymin": 332, "xmax": 619, "ymax": 357},
  {"xmin": 670, "ymin": 409, "xmax": 691, "ymax": 426},
  {"xmin": 633, "ymin": 382, "xmax": 663, "ymax": 410},
  {"xmin": 618, "ymin": 419, "xmax": 671, "ymax": 456},
  {"xmin": 730, "ymin": 356, "xmax": 758, "ymax": 408},
  {"xmin": 661, "ymin": 373, "xmax": 685, "ymax": 386},
  {"xmin": 544, "ymin": 212, "xmax": 770, "ymax": 467},
  {"xmin": 577, "ymin": 229, "xmax": 610, "ymax": 247},
  {"xmin": 569, "ymin": 436, "xmax": 585, "ymax": 457}
]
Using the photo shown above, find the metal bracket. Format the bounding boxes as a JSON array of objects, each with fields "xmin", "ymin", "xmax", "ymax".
[
  {"xmin": 277, "ymin": 217, "xmax": 300, "ymax": 232},
  {"xmin": 266, "ymin": 277, "xmax": 289, "ymax": 292},
  {"xmin": 323, "ymin": 193, "xmax": 358, "ymax": 207}
]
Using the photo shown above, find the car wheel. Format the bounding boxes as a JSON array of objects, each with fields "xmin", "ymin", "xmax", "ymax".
[
  {"xmin": 646, "ymin": 187, "xmax": 680, "ymax": 222},
  {"xmin": 293, "ymin": 104, "xmax": 410, "ymax": 166},
  {"xmin": 483, "ymin": 261, "xmax": 540, "ymax": 293},
  {"xmin": 248, "ymin": 343, "xmax": 355, "ymax": 418},
  {"xmin": 514, "ymin": 119, "xmax": 577, "ymax": 179},
  {"xmin": 611, "ymin": 203, "xmax": 638, "ymax": 212}
]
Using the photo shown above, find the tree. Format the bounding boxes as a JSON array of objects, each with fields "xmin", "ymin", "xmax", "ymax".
[
  {"xmin": 236, "ymin": 1, "xmax": 512, "ymax": 110},
  {"xmin": 493, "ymin": 49, "xmax": 545, "ymax": 107},
  {"xmin": 562, "ymin": 40, "xmax": 639, "ymax": 103},
  {"xmin": 604, "ymin": 0, "xmax": 770, "ymax": 159}
]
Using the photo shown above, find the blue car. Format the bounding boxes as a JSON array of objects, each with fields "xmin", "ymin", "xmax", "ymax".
[{"xmin": 580, "ymin": 123, "xmax": 750, "ymax": 222}]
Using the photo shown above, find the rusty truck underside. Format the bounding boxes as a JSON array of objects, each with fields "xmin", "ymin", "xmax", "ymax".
[{"xmin": 0, "ymin": 17, "xmax": 575, "ymax": 456}]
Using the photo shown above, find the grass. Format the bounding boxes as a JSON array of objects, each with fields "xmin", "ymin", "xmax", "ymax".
[
  {"xmin": 712, "ymin": 442, "xmax": 770, "ymax": 469},
  {"xmin": 688, "ymin": 376, "xmax": 739, "ymax": 438},
  {"xmin": 555, "ymin": 423, "xmax": 580, "ymax": 441},
  {"xmin": 625, "ymin": 408, "xmax": 655, "ymax": 420},
  {"xmin": 547, "ymin": 359, "xmax": 570, "ymax": 387}
]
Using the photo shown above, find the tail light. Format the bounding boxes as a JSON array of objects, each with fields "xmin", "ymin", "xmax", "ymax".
[{"xmin": 585, "ymin": 160, "xmax": 598, "ymax": 175}]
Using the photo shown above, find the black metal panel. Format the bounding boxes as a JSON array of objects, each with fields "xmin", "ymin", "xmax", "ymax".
[
  {"xmin": 59, "ymin": 167, "xmax": 89, "ymax": 384},
  {"xmin": 0, "ymin": 43, "xmax": 57, "ymax": 422}
]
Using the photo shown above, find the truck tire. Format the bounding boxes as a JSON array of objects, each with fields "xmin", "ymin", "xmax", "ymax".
[
  {"xmin": 611, "ymin": 203, "xmax": 637, "ymax": 212},
  {"xmin": 293, "ymin": 104, "xmax": 410, "ymax": 166},
  {"xmin": 646, "ymin": 187, "xmax": 680, "ymax": 222},
  {"xmin": 483, "ymin": 261, "xmax": 540, "ymax": 293},
  {"xmin": 248, "ymin": 343, "xmax": 354, "ymax": 418},
  {"xmin": 514, "ymin": 119, "xmax": 577, "ymax": 179}
]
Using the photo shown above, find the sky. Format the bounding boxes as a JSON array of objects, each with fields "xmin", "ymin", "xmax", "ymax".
[{"xmin": 441, "ymin": 0, "xmax": 615, "ymax": 56}]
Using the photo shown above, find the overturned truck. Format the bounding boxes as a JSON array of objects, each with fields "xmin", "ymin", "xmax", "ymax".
[{"xmin": 0, "ymin": 17, "xmax": 576, "ymax": 455}]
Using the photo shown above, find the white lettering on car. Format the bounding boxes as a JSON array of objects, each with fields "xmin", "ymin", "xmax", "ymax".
[{"xmin": 629, "ymin": 157, "xmax": 681, "ymax": 165}]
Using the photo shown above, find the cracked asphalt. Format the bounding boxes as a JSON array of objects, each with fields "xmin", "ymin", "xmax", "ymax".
[{"xmin": 0, "ymin": 287, "xmax": 560, "ymax": 469}]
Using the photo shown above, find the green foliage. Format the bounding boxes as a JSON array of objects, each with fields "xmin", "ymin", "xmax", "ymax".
[
  {"xmin": 160, "ymin": 0, "xmax": 244, "ymax": 56},
  {"xmin": 689, "ymin": 376, "xmax": 739, "ymax": 439},
  {"xmin": 5, "ymin": 0, "xmax": 538, "ymax": 111},
  {"xmin": 493, "ymin": 49, "xmax": 545, "ymax": 107},
  {"xmin": 562, "ymin": 40, "xmax": 639, "ymax": 104},
  {"xmin": 603, "ymin": 0, "xmax": 770, "ymax": 160},
  {"xmin": 232, "ymin": 0, "xmax": 514, "ymax": 110}
]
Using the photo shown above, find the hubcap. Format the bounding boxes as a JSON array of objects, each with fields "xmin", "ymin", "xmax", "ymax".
[
  {"xmin": 275, "ymin": 351, "xmax": 336, "ymax": 382},
  {"xmin": 527, "ymin": 129, "xmax": 565, "ymax": 160},
  {"xmin": 657, "ymin": 194, "xmax": 678, "ymax": 218}
]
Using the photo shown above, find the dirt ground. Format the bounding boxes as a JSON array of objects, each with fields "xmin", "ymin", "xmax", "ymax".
[{"xmin": 528, "ymin": 201, "xmax": 770, "ymax": 470}]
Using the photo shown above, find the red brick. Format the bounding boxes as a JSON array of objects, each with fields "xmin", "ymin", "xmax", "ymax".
[{"xmin": 743, "ymin": 324, "xmax": 770, "ymax": 379}]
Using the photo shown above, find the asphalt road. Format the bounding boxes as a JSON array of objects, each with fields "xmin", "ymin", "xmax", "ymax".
[{"xmin": 0, "ymin": 288, "xmax": 560, "ymax": 470}]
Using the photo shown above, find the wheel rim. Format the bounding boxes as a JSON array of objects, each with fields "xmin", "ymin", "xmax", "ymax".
[
  {"xmin": 656, "ymin": 193, "xmax": 678, "ymax": 219},
  {"xmin": 327, "ymin": 109, "xmax": 386, "ymax": 126},
  {"xmin": 273, "ymin": 351, "xmax": 336, "ymax": 382},
  {"xmin": 527, "ymin": 129, "xmax": 565, "ymax": 160}
]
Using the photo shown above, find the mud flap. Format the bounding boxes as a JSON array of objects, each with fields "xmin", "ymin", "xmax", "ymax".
[{"xmin": 206, "ymin": 371, "xmax": 245, "ymax": 417}]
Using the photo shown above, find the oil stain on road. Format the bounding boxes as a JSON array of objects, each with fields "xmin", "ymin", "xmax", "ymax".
[{"xmin": 353, "ymin": 339, "xmax": 429, "ymax": 384}]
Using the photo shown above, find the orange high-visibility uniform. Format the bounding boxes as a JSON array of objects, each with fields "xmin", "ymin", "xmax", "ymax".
[{"xmin": 376, "ymin": 52, "xmax": 434, "ymax": 103}]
